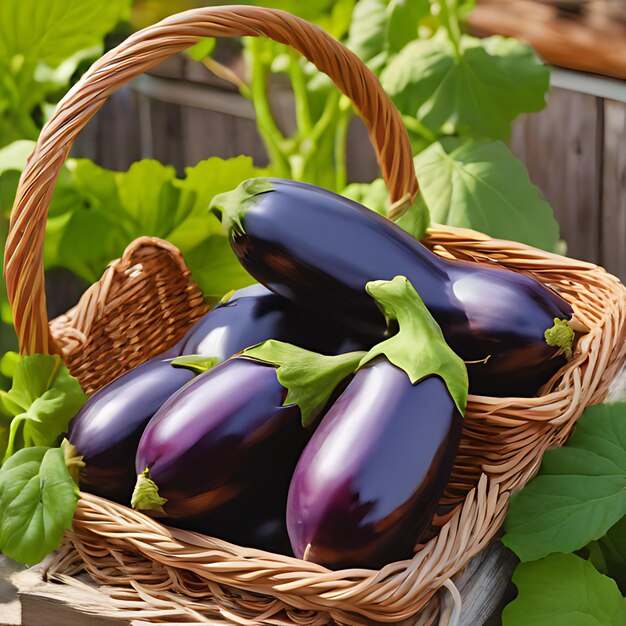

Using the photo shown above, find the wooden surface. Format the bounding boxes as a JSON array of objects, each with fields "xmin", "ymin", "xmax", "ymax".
[
  {"xmin": 509, "ymin": 87, "xmax": 602, "ymax": 263},
  {"xmin": 468, "ymin": 0, "xmax": 626, "ymax": 80}
]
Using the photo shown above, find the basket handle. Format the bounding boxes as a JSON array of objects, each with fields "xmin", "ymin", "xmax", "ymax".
[{"xmin": 4, "ymin": 5, "xmax": 418, "ymax": 356}]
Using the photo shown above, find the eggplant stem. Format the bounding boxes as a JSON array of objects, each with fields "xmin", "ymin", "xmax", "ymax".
[
  {"xmin": 61, "ymin": 438, "xmax": 85, "ymax": 486},
  {"xmin": 544, "ymin": 318, "xmax": 575, "ymax": 358},
  {"xmin": 131, "ymin": 468, "xmax": 167, "ymax": 514},
  {"xmin": 463, "ymin": 355, "xmax": 491, "ymax": 365}
]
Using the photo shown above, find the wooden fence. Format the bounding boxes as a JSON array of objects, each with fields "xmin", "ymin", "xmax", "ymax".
[{"xmin": 71, "ymin": 56, "xmax": 626, "ymax": 280}]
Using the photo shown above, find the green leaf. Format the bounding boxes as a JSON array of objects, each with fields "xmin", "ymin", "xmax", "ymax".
[
  {"xmin": 0, "ymin": 0, "xmax": 130, "ymax": 69},
  {"xmin": 347, "ymin": 0, "xmax": 429, "ymax": 73},
  {"xmin": 242, "ymin": 342, "xmax": 365, "ymax": 426},
  {"xmin": 185, "ymin": 38, "xmax": 216, "ymax": 62},
  {"xmin": 502, "ymin": 553, "xmax": 626, "ymax": 626},
  {"xmin": 341, "ymin": 180, "xmax": 430, "ymax": 239},
  {"xmin": 502, "ymin": 403, "xmax": 626, "ymax": 562},
  {"xmin": 595, "ymin": 517, "xmax": 626, "ymax": 593},
  {"xmin": 381, "ymin": 33, "xmax": 549, "ymax": 140},
  {"xmin": 1, "ymin": 355, "xmax": 86, "ymax": 463},
  {"xmin": 360, "ymin": 276, "xmax": 468, "ymax": 414},
  {"xmin": 413, "ymin": 138, "xmax": 559, "ymax": 251},
  {"xmin": 0, "ymin": 140, "xmax": 35, "ymax": 173},
  {"xmin": 0, "ymin": 352, "xmax": 18, "ymax": 380},
  {"xmin": 0, "ymin": 446, "xmax": 79, "ymax": 565},
  {"xmin": 171, "ymin": 355, "xmax": 220, "ymax": 375},
  {"xmin": 45, "ymin": 157, "xmax": 265, "ymax": 293}
]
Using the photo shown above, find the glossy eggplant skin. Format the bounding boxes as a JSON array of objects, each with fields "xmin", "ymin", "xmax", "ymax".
[
  {"xmin": 67, "ymin": 359, "xmax": 195, "ymax": 504},
  {"xmin": 227, "ymin": 180, "xmax": 573, "ymax": 396},
  {"xmin": 286, "ymin": 359, "xmax": 462, "ymax": 570},
  {"xmin": 135, "ymin": 357, "xmax": 306, "ymax": 530},
  {"xmin": 179, "ymin": 284, "xmax": 368, "ymax": 360}
]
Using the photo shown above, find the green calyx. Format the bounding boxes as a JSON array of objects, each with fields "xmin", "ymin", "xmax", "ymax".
[
  {"xmin": 544, "ymin": 318, "xmax": 575, "ymax": 358},
  {"xmin": 171, "ymin": 355, "xmax": 220, "ymax": 375},
  {"xmin": 242, "ymin": 342, "xmax": 366, "ymax": 427},
  {"xmin": 360, "ymin": 276, "xmax": 468, "ymax": 415},
  {"xmin": 209, "ymin": 178, "xmax": 274, "ymax": 235},
  {"xmin": 131, "ymin": 468, "xmax": 167, "ymax": 514},
  {"xmin": 61, "ymin": 438, "xmax": 85, "ymax": 486}
]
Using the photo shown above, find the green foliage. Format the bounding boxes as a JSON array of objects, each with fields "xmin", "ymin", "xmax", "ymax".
[
  {"xmin": 502, "ymin": 403, "xmax": 626, "ymax": 562},
  {"xmin": 342, "ymin": 138, "xmax": 558, "ymax": 251},
  {"xmin": 0, "ymin": 0, "xmax": 131, "ymax": 148},
  {"xmin": 414, "ymin": 138, "xmax": 559, "ymax": 250},
  {"xmin": 0, "ymin": 354, "xmax": 86, "ymax": 462},
  {"xmin": 382, "ymin": 33, "xmax": 548, "ymax": 141},
  {"xmin": 45, "ymin": 156, "xmax": 264, "ymax": 296},
  {"xmin": 502, "ymin": 553, "xmax": 626, "ymax": 626},
  {"xmin": 0, "ymin": 446, "xmax": 79, "ymax": 565}
]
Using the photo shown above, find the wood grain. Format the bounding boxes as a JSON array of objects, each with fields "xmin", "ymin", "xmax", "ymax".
[
  {"xmin": 510, "ymin": 87, "xmax": 602, "ymax": 262},
  {"xmin": 600, "ymin": 100, "xmax": 626, "ymax": 278}
]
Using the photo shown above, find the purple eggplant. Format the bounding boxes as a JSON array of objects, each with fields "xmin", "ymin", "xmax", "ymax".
[
  {"xmin": 212, "ymin": 179, "xmax": 575, "ymax": 396},
  {"xmin": 132, "ymin": 357, "xmax": 306, "ymax": 533},
  {"xmin": 178, "ymin": 284, "xmax": 367, "ymax": 359},
  {"xmin": 67, "ymin": 358, "xmax": 195, "ymax": 503},
  {"xmin": 287, "ymin": 360, "xmax": 462, "ymax": 569}
]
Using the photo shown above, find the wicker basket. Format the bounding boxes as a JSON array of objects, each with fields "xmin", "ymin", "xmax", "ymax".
[{"xmin": 4, "ymin": 6, "xmax": 626, "ymax": 626}]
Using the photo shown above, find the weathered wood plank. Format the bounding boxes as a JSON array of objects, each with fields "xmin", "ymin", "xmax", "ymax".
[
  {"xmin": 600, "ymin": 99, "xmax": 626, "ymax": 278},
  {"xmin": 510, "ymin": 87, "xmax": 602, "ymax": 263}
]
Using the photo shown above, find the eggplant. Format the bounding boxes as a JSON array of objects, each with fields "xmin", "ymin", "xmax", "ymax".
[
  {"xmin": 286, "ymin": 359, "xmax": 462, "ymax": 570},
  {"xmin": 67, "ymin": 358, "xmax": 195, "ymax": 503},
  {"xmin": 212, "ymin": 179, "xmax": 574, "ymax": 396},
  {"xmin": 178, "ymin": 283, "xmax": 367, "ymax": 359},
  {"xmin": 133, "ymin": 357, "xmax": 306, "ymax": 536}
]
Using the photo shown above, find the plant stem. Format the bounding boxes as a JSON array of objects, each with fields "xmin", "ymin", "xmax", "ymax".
[
  {"xmin": 438, "ymin": 0, "xmax": 462, "ymax": 60},
  {"xmin": 401, "ymin": 114, "xmax": 439, "ymax": 145},
  {"xmin": 248, "ymin": 39, "xmax": 290, "ymax": 177},
  {"xmin": 288, "ymin": 52, "xmax": 313, "ymax": 136},
  {"xmin": 201, "ymin": 57, "xmax": 252, "ymax": 100},
  {"xmin": 334, "ymin": 99, "xmax": 351, "ymax": 192}
]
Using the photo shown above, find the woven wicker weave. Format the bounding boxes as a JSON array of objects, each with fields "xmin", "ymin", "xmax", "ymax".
[{"xmin": 5, "ymin": 6, "xmax": 626, "ymax": 626}]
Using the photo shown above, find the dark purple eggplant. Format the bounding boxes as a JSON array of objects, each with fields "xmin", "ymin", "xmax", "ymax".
[
  {"xmin": 212, "ymin": 179, "xmax": 575, "ymax": 396},
  {"xmin": 178, "ymin": 283, "xmax": 367, "ymax": 359},
  {"xmin": 286, "ymin": 359, "xmax": 462, "ymax": 570},
  {"xmin": 132, "ymin": 357, "xmax": 307, "ymax": 533},
  {"xmin": 67, "ymin": 358, "xmax": 195, "ymax": 503}
]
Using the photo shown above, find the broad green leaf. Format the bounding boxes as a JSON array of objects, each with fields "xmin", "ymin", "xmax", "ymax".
[
  {"xmin": 595, "ymin": 517, "xmax": 626, "ymax": 593},
  {"xmin": 1, "ymin": 354, "xmax": 86, "ymax": 462},
  {"xmin": 360, "ymin": 276, "xmax": 467, "ymax": 414},
  {"xmin": 347, "ymin": 0, "xmax": 429, "ymax": 72},
  {"xmin": 186, "ymin": 38, "xmax": 216, "ymax": 62},
  {"xmin": 386, "ymin": 0, "xmax": 429, "ymax": 53},
  {"xmin": 502, "ymin": 403, "xmax": 626, "ymax": 562},
  {"xmin": 183, "ymin": 233, "xmax": 256, "ymax": 298},
  {"xmin": 44, "ymin": 156, "xmax": 263, "ymax": 294},
  {"xmin": 0, "ymin": 0, "xmax": 130, "ymax": 68},
  {"xmin": 414, "ymin": 138, "xmax": 559, "ymax": 251},
  {"xmin": 343, "ymin": 178, "xmax": 389, "ymax": 216},
  {"xmin": 0, "ymin": 140, "xmax": 35, "ymax": 173},
  {"xmin": 342, "ymin": 179, "xmax": 431, "ymax": 239},
  {"xmin": 381, "ymin": 33, "xmax": 549, "ymax": 140},
  {"xmin": 347, "ymin": 0, "xmax": 390, "ymax": 71},
  {"xmin": 502, "ymin": 553, "xmax": 626, "ymax": 626},
  {"xmin": 0, "ymin": 446, "xmax": 79, "ymax": 565},
  {"xmin": 243, "ymin": 342, "xmax": 365, "ymax": 426}
]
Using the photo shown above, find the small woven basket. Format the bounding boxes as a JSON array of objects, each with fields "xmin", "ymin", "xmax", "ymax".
[{"xmin": 5, "ymin": 6, "xmax": 626, "ymax": 626}]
